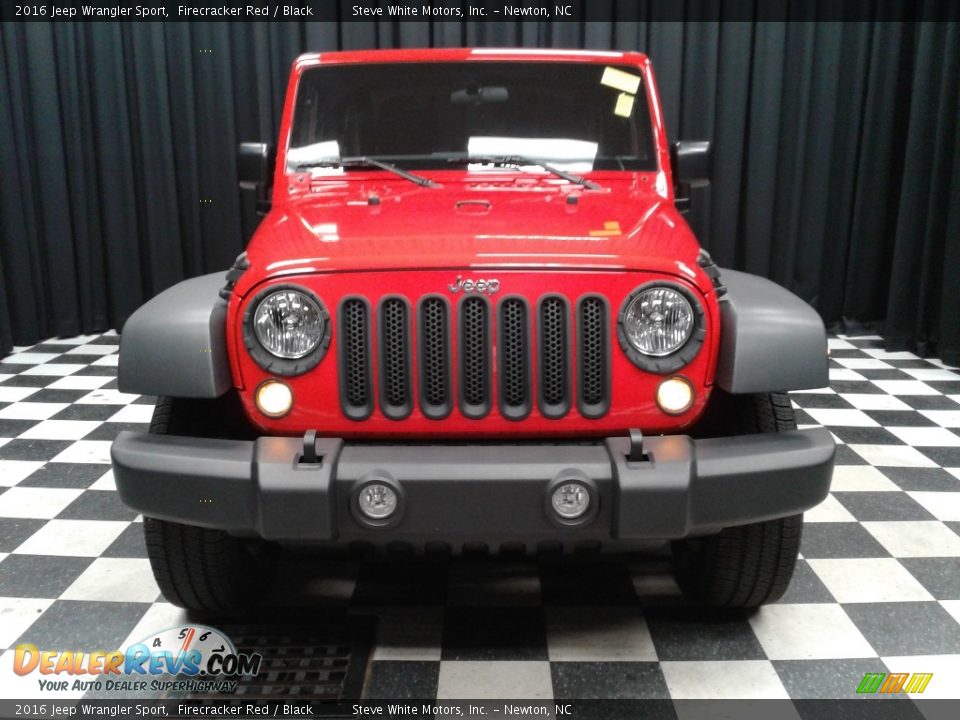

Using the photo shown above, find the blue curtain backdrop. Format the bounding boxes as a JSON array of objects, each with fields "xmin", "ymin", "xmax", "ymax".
[{"xmin": 1, "ymin": 17, "xmax": 958, "ymax": 363}]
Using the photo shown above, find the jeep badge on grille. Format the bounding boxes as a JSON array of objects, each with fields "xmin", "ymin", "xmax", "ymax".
[{"xmin": 449, "ymin": 276, "xmax": 501, "ymax": 296}]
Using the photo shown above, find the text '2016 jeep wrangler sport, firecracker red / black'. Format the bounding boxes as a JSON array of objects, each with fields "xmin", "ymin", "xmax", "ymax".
[{"xmin": 111, "ymin": 49, "xmax": 835, "ymax": 614}]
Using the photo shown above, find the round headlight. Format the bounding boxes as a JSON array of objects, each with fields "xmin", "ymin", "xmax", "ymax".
[
  {"xmin": 253, "ymin": 289, "xmax": 324, "ymax": 359},
  {"xmin": 622, "ymin": 286, "xmax": 694, "ymax": 356}
]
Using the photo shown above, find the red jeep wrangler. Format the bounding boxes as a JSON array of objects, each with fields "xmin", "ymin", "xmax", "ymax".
[{"xmin": 111, "ymin": 49, "xmax": 834, "ymax": 613}]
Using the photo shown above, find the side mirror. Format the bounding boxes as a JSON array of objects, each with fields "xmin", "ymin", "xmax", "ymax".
[
  {"xmin": 670, "ymin": 140, "xmax": 710, "ymax": 213},
  {"xmin": 238, "ymin": 143, "xmax": 275, "ymax": 243}
]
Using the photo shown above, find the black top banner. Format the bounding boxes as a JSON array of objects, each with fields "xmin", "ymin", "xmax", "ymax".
[{"xmin": 2, "ymin": 0, "xmax": 959, "ymax": 23}]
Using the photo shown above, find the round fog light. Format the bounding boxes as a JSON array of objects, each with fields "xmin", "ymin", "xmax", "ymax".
[
  {"xmin": 551, "ymin": 482, "xmax": 590, "ymax": 520},
  {"xmin": 657, "ymin": 376, "xmax": 695, "ymax": 415},
  {"xmin": 358, "ymin": 483, "xmax": 398, "ymax": 520},
  {"xmin": 255, "ymin": 380, "xmax": 293, "ymax": 417}
]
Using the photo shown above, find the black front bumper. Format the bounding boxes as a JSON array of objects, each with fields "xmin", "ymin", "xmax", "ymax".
[{"xmin": 111, "ymin": 428, "xmax": 835, "ymax": 546}]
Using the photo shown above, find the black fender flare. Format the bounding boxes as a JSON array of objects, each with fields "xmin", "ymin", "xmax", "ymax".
[
  {"xmin": 118, "ymin": 273, "xmax": 231, "ymax": 398},
  {"xmin": 715, "ymin": 269, "xmax": 829, "ymax": 393}
]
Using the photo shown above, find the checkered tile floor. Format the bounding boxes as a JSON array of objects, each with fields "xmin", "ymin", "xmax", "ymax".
[{"xmin": 1, "ymin": 333, "xmax": 959, "ymax": 701}]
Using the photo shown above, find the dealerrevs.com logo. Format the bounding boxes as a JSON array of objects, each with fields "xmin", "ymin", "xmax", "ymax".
[{"xmin": 14, "ymin": 625, "xmax": 262, "ymax": 694}]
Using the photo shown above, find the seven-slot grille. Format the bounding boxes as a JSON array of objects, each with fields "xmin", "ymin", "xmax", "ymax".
[{"xmin": 338, "ymin": 294, "xmax": 609, "ymax": 421}]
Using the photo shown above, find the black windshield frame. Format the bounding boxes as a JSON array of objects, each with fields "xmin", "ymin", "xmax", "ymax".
[{"xmin": 287, "ymin": 61, "xmax": 659, "ymax": 174}]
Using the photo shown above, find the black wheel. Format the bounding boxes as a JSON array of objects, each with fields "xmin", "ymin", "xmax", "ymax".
[
  {"xmin": 143, "ymin": 396, "xmax": 275, "ymax": 614},
  {"xmin": 671, "ymin": 391, "xmax": 804, "ymax": 608}
]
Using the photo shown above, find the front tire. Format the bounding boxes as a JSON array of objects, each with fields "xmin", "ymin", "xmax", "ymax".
[
  {"xmin": 671, "ymin": 392, "xmax": 804, "ymax": 608},
  {"xmin": 143, "ymin": 396, "xmax": 275, "ymax": 614}
]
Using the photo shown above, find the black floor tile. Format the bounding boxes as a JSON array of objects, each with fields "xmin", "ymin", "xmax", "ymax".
[
  {"xmin": 773, "ymin": 658, "xmax": 892, "ymax": 699},
  {"xmin": 800, "ymin": 523, "xmax": 890, "ymax": 559},
  {"xmin": 441, "ymin": 607, "xmax": 547, "ymax": 661},
  {"xmin": 899, "ymin": 558, "xmax": 960, "ymax": 600},
  {"xmin": 0, "ymin": 554, "xmax": 93, "ymax": 597},
  {"xmin": 13, "ymin": 599, "xmax": 150, "ymax": 650},
  {"xmin": 833, "ymin": 492, "xmax": 936, "ymax": 522},
  {"xmin": 774, "ymin": 559, "xmax": 836, "ymax": 604},
  {"xmin": 0, "ymin": 517, "xmax": 47, "ymax": 552},
  {"xmin": 879, "ymin": 467, "xmax": 960, "ymax": 492},
  {"xmin": 0, "ymin": 439, "xmax": 71, "ymax": 461},
  {"xmin": 363, "ymin": 660, "xmax": 440, "ymax": 700},
  {"xmin": 551, "ymin": 661, "xmax": 670, "ymax": 700},
  {"xmin": 57, "ymin": 490, "xmax": 138, "ymax": 521},
  {"xmin": 843, "ymin": 601, "xmax": 960, "ymax": 656},
  {"xmin": 18, "ymin": 462, "xmax": 109, "ymax": 489},
  {"xmin": 644, "ymin": 606, "xmax": 765, "ymax": 661}
]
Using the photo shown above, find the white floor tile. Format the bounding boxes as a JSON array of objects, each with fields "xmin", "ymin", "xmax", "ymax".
[
  {"xmin": 804, "ymin": 494, "xmax": 857, "ymax": 523},
  {"xmin": 0, "ymin": 374, "xmax": 13, "ymax": 384},
  {"xmin": 0, "ymin": 487, "xmax": 83, "ymax": 519},
  {"xmin": 835, "ymin": 358, "xmax": 892, "ymax": 370},
  {"xmin": 437, "ymin": 661, "xmax": 553, "ymax": 700},
  {"xmin": 0, "ymin": 386, "xmax": 39, "ymax": 403},
  {"xmin": 0, "ymin": 402, "xmax": 69, "ymax": 421},
  {"xmin": 45, "ymin": 375, "xmax": 113, "ymax": 390},
  {"xmin": 13, "ymin": 519, "xmax": 128, "ymax": 556},
  {"xmin": 67, "ymin": 344, "xmax": 119, "ymax": 356},
  {"xmin": 0, "ymin": 461, "xmax": 44, "ymax": 487},
  {"xmin": 20, "ymin": 364, "xmax": 85, "ymax": 377},
  {"xmin": 91, "ymin": 355, "xmax": 119, "ymax": 367},
  {"xmin": 0, "ymin": 353, "xmax": 59, "ymax": 365},
  {"xmin": 862, "ymin": 349, "xmax": 921, "ymax": 360},
  {"xmin": 941, "ymin": 600, "xmax": 960, "ymax": 628},
  {"xmin": 806, "ymin": 558, "xmax": 933, "ymax": 603},
  {"xmin": 887, "ymin": 426, "xmax": 960, "ymax": 447},
  {"xmin": 76, "ymin": 389, "xmax": 138, "ymax": 405},
  {"xmin": 60, "ymin": 558, "xmax": 160, "ymax": 603},
  {"xmin": 805, "ymin": 409, "xmax": 878, "ymax": 428},
  {"xmin": 842, "ymin": 394, "xmax": 912, "ymax": 411},
  {"xmin": 829, "ymin": 369, "xmax": 867, "ymax": 382},
  {"xmin": 829, "ymin": 465, "xmax": 900, "ymax": 492},
  {"xmin": 749, "ymin": 604, "xmax": 876, "ymax": 660},
  {"xmin": 919, "ymin": 410, "xmax": 960, "ymax": 428},
  {"xmin": 50, "ymin": 440, "xmax": 113, "ymax": 464},
  {"xmin": 106, "ymin": 405, "xmax": 155, "ymax": 424},
  {"xmin": 863, "ymin": 521, "xmax": 960, "ymax": 558},
  {"xmin": 546, "ymin": 607, "xmax": 656, "ymax": 662},
  {"xmin": 948, "ymin": 469, "xmax": 960, "ymax": 482},
  {"xmin": 881, "ymin": 654, "xmax": 960, "ymax": 699},
  {"xmin": 0, "ymin": 597, "xmax": 55, "ymax": 647},
  {"xmin": 17, "ymin": 420, "xmax": 102, "ymax": 441},
  {"xmin": 903, "ymin": 368, "xmax": 960, "ymax": 382},
  {"xmin": 871, "ymin": 380, "xmax": 939, "ymax": 396},
  {"xmin": 661, "ymin": 660, "xmax": 790, "ymax": 699},
  {"xmin": 88, "ymin": 469, "xmax": 116, "ymax": 491},
  {"xmin": 49, "ymin": 334, "xmax": 101, "ymax": 345},
  {"xmin": 791, "ymin": 387, "xmax": 835, "ymax": 395},
  {"xmin": 907, "ymin": 492, "xmax": 960, "ymax": 522},
  {"xmin": 828, "ymin": 338, "xmax": 856, "ymax": 350},
  {"xmin": 849, "ymin": 445, "xmax": 938, "ymax": 468}
]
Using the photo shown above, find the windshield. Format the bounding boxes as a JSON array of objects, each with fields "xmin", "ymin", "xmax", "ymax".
[{"xmin": 287, "ymin": 61, "xmax": 658, "ymax": 174}]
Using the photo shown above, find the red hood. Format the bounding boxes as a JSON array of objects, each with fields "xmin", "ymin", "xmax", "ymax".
[{"xmin": 237, "ymin": 174, "xmax": 707, "ymax": 297}]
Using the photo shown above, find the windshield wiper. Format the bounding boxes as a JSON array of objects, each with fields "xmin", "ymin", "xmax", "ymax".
[
  {"xmin": 295, "ymin": 156, "xmax": 439, "ymax": 188},
  {"xmin": 446, "ymin": 154, "xmax": 601, "ymax": 190}
]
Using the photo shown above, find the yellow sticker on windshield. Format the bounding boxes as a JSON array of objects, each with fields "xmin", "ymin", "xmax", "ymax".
[
  {"xmin": 601, "ymin": 66, "xmax": 641, "ymax": 95},
  {"xmin": 614, "ymin": 93, "xmax": 635, "ymax": 118}
]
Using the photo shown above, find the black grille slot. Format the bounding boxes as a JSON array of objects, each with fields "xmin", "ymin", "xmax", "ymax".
[
  {"xmin": 418, "ymin": 297, "xmax": 451, "ymax": 419},
  {"xmin": 338, "ymin": 299, "xmax": 372, "ymax": 420},
  {"xmin": 378, "ymin": 297, "xmax": 412, "ymax": 419},
  {"xmin": 578, "ymin": 296, "xmax": 610, "ymax": 417},
  {"xmin": 538, "ymin": 296, "xmax": 570, "ymax": 418},
  {"xmin": 459, "ymin": 297, "xmax": 491, "ymax": 417},
  {"xmin": 498, "ymin": 298, "xmax": 531, "ymax": 420}
]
